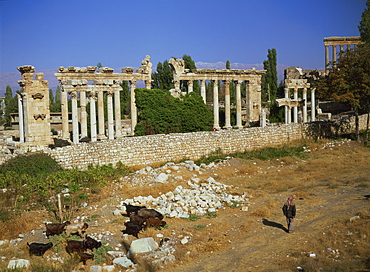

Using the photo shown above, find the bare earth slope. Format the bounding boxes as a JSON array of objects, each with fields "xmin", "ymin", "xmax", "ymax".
[{"xmin": 0, "ymin": 140, "xmax": 369, "ymax": 272}]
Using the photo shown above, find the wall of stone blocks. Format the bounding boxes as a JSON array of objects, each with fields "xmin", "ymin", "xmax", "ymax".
[{"xmin": 46, "ymin": 123, "xmax": 306, "ymax": 170}]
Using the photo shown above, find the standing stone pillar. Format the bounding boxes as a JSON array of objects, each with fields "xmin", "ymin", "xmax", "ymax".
[
  {"xmin": 311, "ymin": 88, "xmax": 316, "ymax": 121},
  {"xmin": 97, "ymin": 86, "xmax": 106, "ymax": 140},
  {"xmin": 245, "ymin": 81, "xmax": 250, "ymax": 126},
  {"xmin": 174, "ymin": 80, "xmax": 180, "ymax": 90},
  {"xmin": 332, "ymin": 45, "xmax": 337, "ymax": 68},
  {"xmin": 224, "ymin": 80, "xmax": 231, "ymax": 129},
  {"xmin": 284, "ymin": 87, "xmax": 289, "ymax": 124},
  {"xmin": 303, "ymin": 88, "xmax": 307, "ymax": 123},
  {"xmin": 70, "ymin": 91, "xmax": 79, "ymax": 144},
  {"xmin": 235, "ymin": 80, "xmax": 242, "ymax": 129},
  {"xmin": 213, "ymin": 80, "xmax": 220, "ymax": 130},
  {"xmin": 107, "ymin": 90, "xmax": 114, "ymax": 140},
  {"xmin": 61, "ymin": 87, "xmax": 69, "ymax": 140},
  {"xmin": 293, "ymin": 87, "xmax": 298, "ymax": 123},
  {"xmin": 17, "ymin": 93, "xmax": 24, "ymax": 143},
  {"xmin": 80, "ymin": 90, "xmax": 88, "ymax": 139},
  {"xmin": 89, "ymin": 91, "xmax": 97, "ymax": 142},
  {"xmin": 130, "ymin": 80, "xmax": 137, "ymax": 136},
  {"xmin": 114, "ymin": 86, "xmax": 122, "ymax": 138},
  {"xmin": 145, "ymin": 80, "xmax": 151, "ymax": 89},
  {"xmin": 200, "ymin": 80, "xmax": 206, "ymax": 103},
  {"xmin": 325, "ymin": 44, "xmax": 329, "ymax": 73},
  {"xmin": 188, "ymin": 80, "xmax": 193, "ymax": 93}
]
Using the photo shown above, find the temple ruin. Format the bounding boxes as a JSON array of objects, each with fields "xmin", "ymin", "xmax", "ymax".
[
  {"xmin": 169, "ymin": 58, "xmax": 265, "ymax": 129},
  {"xmin": 324, "ymin": 36, "xmax": 361, "ymax": 73}
]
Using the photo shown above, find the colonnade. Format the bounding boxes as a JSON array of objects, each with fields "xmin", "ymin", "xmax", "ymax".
[
  {"xmin": 169, "ymin": 58, "xmax": 265, "ymax": 130},
  {"xmin": 324, "ymin": 36, "xmax": 361, "ymax": 72},
  {"xmin": 279, "ymin": 79, "xmax": 315, "ymax": 124}
]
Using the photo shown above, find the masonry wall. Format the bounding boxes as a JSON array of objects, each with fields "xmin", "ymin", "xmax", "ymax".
[{"xmin": 46, "ymin": 124, "xmax": 306, "ymax": 170}]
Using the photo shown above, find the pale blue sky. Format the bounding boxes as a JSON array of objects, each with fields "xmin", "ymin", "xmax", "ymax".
[{"xmin": 0, "ymin": 0, "xmax": 367, "ymax": 74}]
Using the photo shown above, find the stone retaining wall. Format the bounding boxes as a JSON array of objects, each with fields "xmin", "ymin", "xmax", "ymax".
[
  {"xmin": 0, "ymin": 114, "xmax": 367, "ymax": 170},
  {"xmin": 46, "ymin": 123, "xmax": 305, "ymax": 170}
]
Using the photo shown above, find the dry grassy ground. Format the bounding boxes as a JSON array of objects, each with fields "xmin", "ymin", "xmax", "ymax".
[{"xmin": 0, "ymin": 139, "xmax": 369, "ymax": 272}]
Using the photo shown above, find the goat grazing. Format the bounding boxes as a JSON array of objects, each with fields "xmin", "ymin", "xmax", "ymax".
[
  {"xmin": 121, "ymin": 221, "xmax": 142, "ymax": 238},
  {"xmin": 145, "ymin": 217, "xmax": 167, "ymax": 229},
  {"xmin": 129, "ymin": 213, "xmax": 146, "ymax": 226},
  {"xmin": 65, "ymin": 236, "xmax": 102, "ymax": 254},
  {"xmin": 45, "ymin": 221, "xmax": 70, "ymax": 237},
  {"xmin": 65, "ymin": 222, "xmax": 89, "ymax": 237},
  {"xmin": 77, "ymin": 252, "xmax": 94, "ymax": 265},
  {"xmin": 27, "ymin": 242, "xmax": 53, "ymax": 257},
  {"xmin": 137, "ymin": 208, "xmax": 164, "ymax": 220}
]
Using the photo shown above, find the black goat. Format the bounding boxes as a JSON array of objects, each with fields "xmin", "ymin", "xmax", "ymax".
[
  {"xmin": 122, "ymin": 203, "xmax": 146, "ymax": 216},
  {"xmin": 27, "ymin": 242, "xmax": 53, "ymax": 257},
  {"xmin": 45, "ymin": 221, "xmax": 70, "ymax": 237},
  {"xmin": 121, "ymin": 221, "xmax": 142, "ymax": 238}
]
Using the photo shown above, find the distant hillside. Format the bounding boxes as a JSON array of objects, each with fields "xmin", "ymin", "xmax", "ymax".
[{"xmin": 0, "ymin": 62, "xmax": 313, "ymax": 96}]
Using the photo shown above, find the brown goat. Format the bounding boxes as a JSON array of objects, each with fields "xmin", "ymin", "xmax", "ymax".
[
  {"xmin": 45, "ymin": 221, "xmax": 70, "ymax": 237},
  {"xmin": 65, "ymin": 236, "xmax": 102, "ymax": 254},
  {"xmin": 137, "ymin": 208, "xmax": 164, "ymax": 220},
  {"xmin": 145, "ymin": 217, "xmax": 167, "ymax": 229},
  {"xmin": 129, "ymin": 213, "xmax": 146, "ymax": 227},
  {"xmin": 65, "ymin": 222, "xmax": 89, "ymax": 237}
]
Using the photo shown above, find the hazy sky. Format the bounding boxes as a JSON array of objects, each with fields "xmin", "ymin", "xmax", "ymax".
[{"xmin": 0, "ymin": 0, "xmax": 367, "ymax": 73}]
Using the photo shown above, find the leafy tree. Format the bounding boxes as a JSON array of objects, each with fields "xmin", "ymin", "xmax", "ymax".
[
  {"xmin": 134, "ymin": 88, "xmax": 212, "ymax": 135},
  {"xmin": 4, "ymin": 86, "xmax": 18, "ymax": 126},
  {"xmin": 261, "ymin": 49, "xmax": 278, "ymax": 102},
  {"xmin": 151, "ymin": 60, "xmax": 174, "ymax": 90},
  {"xmin": 359, "ymin": 0, "xmax": 370, "ymax": 44},
  {"xmin": 315, "ymin": 44, "xmax": 370, "ymax": 142},
  {"xmin": 226, "ymin": 60, "xmax": 231, "ymax": 69},
  {"xmin": 181, "ymin": 55, "xmax": 200, "ymax": 94},
  {"xmin": 120, "ymin": 81, "xmax": 130, "ymax": 117}
]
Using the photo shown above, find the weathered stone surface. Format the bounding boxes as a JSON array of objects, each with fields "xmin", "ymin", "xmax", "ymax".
[
  {"xmin": 128, "ymin": 237, "xmax": 159, "ymax": 255},
  {"xmin": 113, "ymin": 256, "xmax": 135, "ymax": 268},
  {"xmin": 7, "ymin": 259, "xmax": 30, "ymax": 269}
]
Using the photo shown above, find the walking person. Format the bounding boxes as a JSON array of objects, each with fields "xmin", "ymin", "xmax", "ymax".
[{"xmin": 282, "ymin": 196, "xmax": 296, "ymax": 233}]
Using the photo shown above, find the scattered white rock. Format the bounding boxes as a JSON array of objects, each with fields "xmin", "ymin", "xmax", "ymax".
[
  {"xmin": 113, "ymin": 256, "xmax": 135, "ymax": 268},
  {"xmin": 128, "ymin": 237, "xmax": 159, "ymax": 255},
  {"xmin": 7, "ymin": 259, "xmax": 30, "ymax": 269}
]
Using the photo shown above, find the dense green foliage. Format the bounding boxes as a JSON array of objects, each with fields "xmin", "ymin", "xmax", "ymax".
[
  {"xmin": 359, "ymin": 0, "xmax": 370, "ymax": 44},
  {"xmin": 151, "ymin": 60, "xmax": 174, "ymax": 90},
  {"xmin": 0, "ymin": 154, "xmax": 131, "ymax": 221},
  {"xmin": 262, "ymin": 48, "xmax": 278, "ymax": 102},
  {"xmin": 134, "ymin": 88, "xmax": 213, "ymax": 135}
]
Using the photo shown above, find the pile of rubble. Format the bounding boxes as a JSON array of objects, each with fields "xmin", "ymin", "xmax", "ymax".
[{"xmin": 114, "ymin": 160, "xmax": 252, "ymax": 218}]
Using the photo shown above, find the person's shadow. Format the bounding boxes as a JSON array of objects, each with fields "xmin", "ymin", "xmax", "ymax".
[{"xmin": 262, "ymin": 218, "xmax": 288, "ymax": 233}]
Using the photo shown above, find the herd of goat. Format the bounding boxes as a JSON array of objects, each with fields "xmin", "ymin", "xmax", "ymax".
[{"xmin": 26, "ymin": 204, "xmax": 166, "ymax": 264}]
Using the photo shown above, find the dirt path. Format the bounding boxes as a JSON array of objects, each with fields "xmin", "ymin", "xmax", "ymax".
[{"xmin": 163, "ymin": 184, "xmax": 370, "ymax": 272}]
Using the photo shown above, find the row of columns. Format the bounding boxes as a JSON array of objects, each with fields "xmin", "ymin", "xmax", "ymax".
[
  {"xmin": 183, "ymin": 79, "xmax": 252, "ymax": 130},
  {"xmin": 283, "ymin": 87, "xmax": 316, "ymax": 124},
  {"xmin": 61, "ymin": 80, "xmax": 142, "ymax": 144}
]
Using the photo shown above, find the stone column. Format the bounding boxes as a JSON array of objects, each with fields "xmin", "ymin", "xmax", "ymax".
[
  {"xmin": 61, "ymin": 88, "xmax": 69, "ymax": 140},
  {"xmin": 303, "ymin": 88, "xmax": 307, "ymax": 123},
  {"xmin": 325, "ymin": 44, "xmax": 329, "ymax": 73},
  {"xmin": 245, "ymin": 81, "xmax": 250, "ymax": 126},
  {"xmin": 89, "ymin": 91, "xmax": 97, "ymax": 142},
  {"xmin": 224, "ymin": 80, "xmax": 231, "ymax": 129},
  {"xmin": 235, "ymin": 80, "xmax": 242, "ymax": 129},
  {"xmin": 145, "ymin": 80, "xmax": 151, "ymax": 89},
  {"xmin": 70, "ymin": 91, "xmax": 79, "ymax": 144},
  {"xmin": 293, "ymin": 87, "xmax": 298, "ymax": 123},
  {"xmin": 213, "ymin": 80, "xmax": 220, "ymax": 130},
  {"xmin": 107, "ymin": 90, "xmax": 114, "ymax": 140},
  {"xmin": 130, "ymin": 80, "xmax": 137, "ymax": 136},
  {"xmin": 200, "ymin": 80, "xmax": 206, "ymax": 103},
  {"xmin": 80, "ymin": 90, "xmax": 88, "ymax": 139},
  {"xmin": 188, "ymin": 80, "xmax": 193, "ymax": 93},
  {"xmin": 174, "ymin": 80, "xmax": 180, "ymax": 90},
  {"xmin": 332, "ymin": 45, "xmax": 337, "ymax": 68},
  {"xmin": 97, "ymin": 87, "xmax": 106, "ymax": 140},
  {"xmin": 114, "ymin": 86, "xmax": 122, "ymax": 138},
  {"xmin": 311, "ymin": 88, "xmax": 316, "ymax": 121},
  {"xmin": 284, "ymin": 87, "xmax": 289, "ymax": 124},
  {"xmin": 17, "ymin": 93, "xmax": 24, "ymax": 143}
]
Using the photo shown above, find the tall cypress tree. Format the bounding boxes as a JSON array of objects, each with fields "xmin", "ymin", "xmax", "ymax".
[
  {"xmin": 182, "ymin": 55, "xmax": 200, "ymax": 94},
  {"xmin": 262, "ymin": 49, "xmax": 278, "ymax": 102}
]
